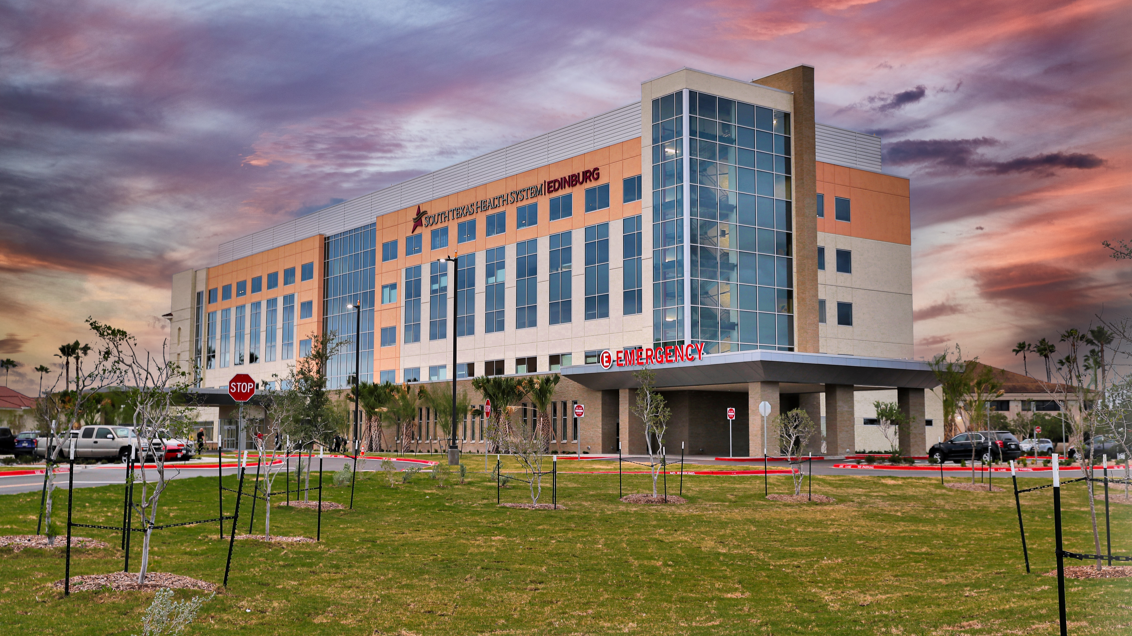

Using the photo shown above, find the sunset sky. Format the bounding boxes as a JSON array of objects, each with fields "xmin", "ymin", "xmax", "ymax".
[{"xmin": 1, "ymin": 0, "xmax": 1129, "ymax": 396}]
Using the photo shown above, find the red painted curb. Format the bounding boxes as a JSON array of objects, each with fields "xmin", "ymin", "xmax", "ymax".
[
  {"xmin": 556, "ymin": 455, "xmax": 617, "ymax": 461},
  {"xmin": 0, "ymin": 466, "xmax": 70, "ymax": 477},
  {"xmin": 833, "ymin": 464, "xmax": 1083, "ymax": 473},
  {"xmin": 564, "ymin": 469, "xmax": 797, "ymax": 476},
  {"xmin": 715, "ymin": 456, "xmax": 825, "ymax": 462},
  {"xmin": 844, "ymin": 455, "xmax": 928, "ymax": 460}
]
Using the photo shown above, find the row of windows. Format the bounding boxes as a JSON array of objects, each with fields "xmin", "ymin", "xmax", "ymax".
[
  {"xmin": 817, "ymin": 247, "xmax": 852, "ymax": 274},
  {"xmin": 380, "ymin": 353, "xmax": 576, "ymax": 385},
  {"xmin": 816, "ymin": 194, "xmax": 851, "ymax": 222},
  {"xmin": 207, "ymin": 263, "xmax": 313, "ymax": 304},
  {"xmin": 205, "ymin": 295, "xmax": 296, "ymax": 370}
]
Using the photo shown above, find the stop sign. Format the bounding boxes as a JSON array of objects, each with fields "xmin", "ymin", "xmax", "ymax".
[
  {"xmin": 574, "ymin": 404, "xmax": 585, "ymax": 418},
  {"xmin": 727, "ymin": 407, "xmax": 735, "ymax": 420},
  {"xmin": 228, "ymin": 373, "xmax": 256, "ymax": 402},
  {"xmin": 484, "ymin": 399, "xmax": 492, "ymax": 417},
  {"xmin": 1035, "ymin": 427, "xmax": 1041, "ymax": 434}
]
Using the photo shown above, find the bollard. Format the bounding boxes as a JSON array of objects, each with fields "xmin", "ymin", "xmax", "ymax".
[
  {"xmin": 1053, "ymin": 455, "xmax": 1066, "ymax": 636},
  {"xmin": 223, "ymin": 457, "xmax": 246, "ymax": 587},
  {"xmin": 1103, "ymin": 455, "xmax": 1111, "ymax": 566},
  {"xmin": 1010, "ymin": 460, "xmax": 1030, "ymax": 573},
  {"xmin": 64, "ymin": 444, "xmax": 75, "ymax": 596}
]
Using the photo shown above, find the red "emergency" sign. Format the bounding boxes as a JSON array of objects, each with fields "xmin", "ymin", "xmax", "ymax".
[{"xmin": 599, "ymin": 343, "xmax": 706, "ymax": 370}]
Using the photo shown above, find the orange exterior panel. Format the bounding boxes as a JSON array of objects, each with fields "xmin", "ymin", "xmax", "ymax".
[{"xmin": 816, "ymin": 161, "xmax": 910, "ymax": 246}]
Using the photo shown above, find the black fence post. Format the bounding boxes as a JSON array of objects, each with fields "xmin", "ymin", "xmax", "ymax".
[
  {"xmin": 317, "ymin": 456, "xmax": 323, "ymax": 542},
  {"xmin": 37, "ymin": 464, "xmax": 49, "ymax": 535},
  {"xmin": 496, "ymin": 458, "xmax": 501, "ymax": 505},
  {"xmin": 223, "ymin": 457, "xmax": 246, "ymax": 587},
  {"xmin": 939, "ymin": 455, "xmax": 945, "ymax": 486},
  {"xmin": 618, "ymin": 442, "xmax": 622, "ymax": 500},
  {"xmin": 248, "ymin": 455, "xmax": 262, "ymax": 534},
  {"xmin": 64, "ymin": 452, "xmax": 75, "ymax": 596},
  {"xmin": 679, "ymin": 442, "xmax": 685, "ymax": 497},
  {"xmin": 349, "ymin": 440, "xmax": 358, "ymax": 510},
  {"xmin": 1103, "ymin": 458, "xmax": 1111, "ymax": 566},
  {"xmin": 552, "ymin": 456, "xmax": 557, "ymax": 510},
  {"xmin": 808, "ymin": 453, "xmax": 812, "ymax": 502},
  {"xmin": 663, "ymin": 450, "xmax": 667, "ymax": 503},
  {"xmin": 121, "ymin": 453, "xmax": 131, "ymax": 550},
  {"xmin": 1053, "ymin": 457, "xmax": 1067, "ymax": 636},
  {"xmin": 1010, "ymin": 461, "xmax": 1030, "ymax": 573},
  {"xmin": 218, "ymin": 443, "xmax": 224, "ymax": 538},
  {"xmin": 989, "ymin": 458, "xmax": 993, "ymax": 491}
]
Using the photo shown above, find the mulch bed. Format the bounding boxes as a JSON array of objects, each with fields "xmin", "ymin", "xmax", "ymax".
[
  {"xmin": 1106, "ymin": 491, "xmax": 1132, "ymax": 505},
  {"xmin": 499, "ymin": 503, "xmax": 566, "ymax": 510},
  {"xmin": 52, "ymin": 572, "xmax": 216, "ymax": 592},
  {"xmin": 619, "ymin": 494, "xmax": 687, "ymax": 505},
  {"xmin": 276, "ymin": 500, "xmax": 345, "ymax": 510},
  {"xmin": 235, "ymin": 534, "xmax": 316, "ymax": 544},
  {"xmin": 1044, "ymin": 566, "xmax": 1132, "ymax": 580},
  {"xmin": 766, "ymin": 494, "xmax": 837, "ymax": 504},
  {"xmin": 0, "ymin": 535, "xmax": 108, "ymax": 552},
  {"xmin": 945, "ymin": 483, "xmax": 1005, "ymax": 492}
]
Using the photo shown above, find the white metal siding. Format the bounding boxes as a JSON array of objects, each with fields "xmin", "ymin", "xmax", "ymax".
[{"xmin": 815, "ymin": 123, "xmax": 883, "ymax": 173}]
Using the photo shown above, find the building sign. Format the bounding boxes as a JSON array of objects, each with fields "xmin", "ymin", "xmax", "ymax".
[
  {"xmin": 411, "ymin": 167, "xmax": 601, "ymax": 233},
  {"xmin": 599, "ymin": 343, "xmax": 706, "ymax": 370}
]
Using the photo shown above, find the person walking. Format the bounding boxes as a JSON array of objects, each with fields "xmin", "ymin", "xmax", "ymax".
[{"xmin": 196, "ymin": 428, "xmax": 205, "ymax": 456}]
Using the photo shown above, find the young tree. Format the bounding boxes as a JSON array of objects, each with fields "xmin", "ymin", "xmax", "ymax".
[
  {"xmin": 964, "ymin": 363, "xmax": 1004, "ymax": 483},
  {"xmin": 631, "ymin": 368, "xmax": 671, "ymax": 497},
  {"xmin": 1, "ymin": 358, "xmax": 16, "ymax": 387},
  {"xmin": 281, "ymin": 332, "xmax": 344, "ymax": 500},
  {"xmin": 254, "ymin": 380, "xmax": 302, "ymax": 539},
  {"xmin": 928, "ymin": 346, "xmax": 976, "ymax": 440},
  {"xmin": 776, "ymin": 408, "xmax": 818, "ymax": 496},
  {"xmin": 873, "ymin": 401, "xmax": 908, "ymax": 455}
]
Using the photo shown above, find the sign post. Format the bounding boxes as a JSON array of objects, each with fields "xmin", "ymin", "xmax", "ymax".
[
  {"xmin": 574, "ymin": 404, "xmax": 585, "ymax": 459},
  {"xmin": 759, "ymin": 401, "xmax": 771, "ymax": 496},
  {"xmin": 726, "ymin": 408, "xmax": 736, "ymax": 458},
  {"xmin": 228, "ymin": 374, "xmax": 256, "ymax": 467}
]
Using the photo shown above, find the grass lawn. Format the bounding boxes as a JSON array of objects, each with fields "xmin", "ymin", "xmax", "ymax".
[{"xmin": 0, "ymin": 455, "xmax": 1129, "ymax": 635}]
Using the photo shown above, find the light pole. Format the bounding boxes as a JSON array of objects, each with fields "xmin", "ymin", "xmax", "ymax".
[{"xmin": 439, "ymin": 255, "xmax": 460, "ymax": 466}]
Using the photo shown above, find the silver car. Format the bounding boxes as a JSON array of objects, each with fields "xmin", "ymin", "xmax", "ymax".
[{"xmin": 1020, "ymin": 438, "xmax": 1054, "ymax": 455}]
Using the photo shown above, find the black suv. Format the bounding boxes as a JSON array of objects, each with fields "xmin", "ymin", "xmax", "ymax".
[{"xmin": 929, "ymin": 431, "xmax": 1023, "ymax": 464}]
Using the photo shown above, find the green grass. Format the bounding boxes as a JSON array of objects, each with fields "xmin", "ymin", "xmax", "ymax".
[{"xmin": 0, "ymin": 455, "xmax": 1129, "ymax": 635}]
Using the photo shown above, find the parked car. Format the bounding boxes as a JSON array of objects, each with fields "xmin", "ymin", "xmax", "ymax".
[
  {"xmin": 1020, "ymin": 438, "xmax": 1055, "ymax": 455},
  {"xmin": 928, "ymin": 431, "xmax": 1023, "ymax": 464},
  {"xmin": 37, "ymin": 426, "xmax": 140, "ymax": 462},
  {"xmin": 0, "ymin": 427, "xmax": 16, "ymax": 454},
  {"xmin": 14, "ymin": 430, "xmax": 42, "ymax": 456},
  {"xmin": 1081, "ymin": 435, "xmax": 1123, "ymax": 460}
]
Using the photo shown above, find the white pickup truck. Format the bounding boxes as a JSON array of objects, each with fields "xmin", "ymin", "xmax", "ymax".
[{"xmin": 36, "ymin": 426, "xmax": 189, "ymax": 462}]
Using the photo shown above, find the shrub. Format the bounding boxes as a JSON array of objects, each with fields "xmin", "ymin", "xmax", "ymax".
[
  {"xmin": 459, "ymin": 463, "xmax": 467, "ymax": 484},
  {"xmin": 865, "ymin": 454, "xmax": 875, "ymax": 464},
  {"xmin": 430, "ymin": 463, "xmax": 441, "ymax": 480},
  {"xmin": 401, "ymin": 466, "xmax": 420, "ymax": 484},
  {"xmin": 381, "ymin": 459, "xmax": 397, "ymax": 486},
  {"xmin": 960, "ymin": 460, "xmax": 967, "ymax": 468},
  {"xmin": 332, "ymin": 463, "xmax": 352, "ymax": 487},
  {"xmin": 928, "ymin": 456, "xmax": 939, "ymax": 465},
  {"xmin": 1043, "ymin": 459, "xmax": 1051, "ymax": 467},
  {"xmin": 903, "ymin": 457, "xmax": 915, "ymax": 465},
  {"xmin": 134, "ymin": 587, "xmax": 214, "ymax": 636}
]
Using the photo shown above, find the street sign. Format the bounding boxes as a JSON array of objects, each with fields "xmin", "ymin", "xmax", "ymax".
[
  {"xmin": 485, "ymin": 399, "xmax": 492, "ymax": 418},
  {"xmin": 726, "ymin": 407, "xmax": 736, "ymax": 420},
  {"xmin": 1035, "ymin": 427, "xmax": 1041, "ymax": 434},
  {"xmin": 574, "ymin": 404, "xmax": 585, "ymax": 418},
  {"xmin": 228, "ymin": 374, "xmax": 256, "ymax": 403},
  {"xmin": 758, "ymin": 401, "xmax": 771, "ymax": 417}
]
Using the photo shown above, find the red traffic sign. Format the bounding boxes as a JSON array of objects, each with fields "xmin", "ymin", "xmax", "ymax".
[
  {"xmin": 1035, "ymin": 427, "xmax": 1041, "ymax": 434},
  {"xmin": 228, "ymin": 374, "xmax": 256, "ymax": 402},
  {"xmin": 484, "ymin": 399, "xmax": 492, "ymax": 417},
  {"xmin": 574, "ymin": 404, "xmax": 585, "ymax": 418},
  {"xmin": 726, "ymin": 407, "xmax": 736, "ymax": 420}
]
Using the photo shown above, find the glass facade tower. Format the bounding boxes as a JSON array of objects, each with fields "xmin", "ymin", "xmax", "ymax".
[{"xmin": 325, "ymin": 223, "xmax": 376, "ymax": 389}]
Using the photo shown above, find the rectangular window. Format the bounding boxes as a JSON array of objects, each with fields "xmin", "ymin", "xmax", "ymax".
[
  {"xmin": 251, "ymin": 276, "xmax": 262, "ymax": 294},
  {"xmin": 282, "ymin": 294, "xmax": 295, "ymax": 358},
  {"xmin": 380, "ymin": 326, "xmax": 396, "ymax": 347},
  {"xmin": 299, "ymin": 338, "xmax": 312, "ymax": 358},
  {"xmin": 429, "ymin": 365, "xmax": 446, "ymax": 381},
  {"xmin": 484, "ymin": 360, "xmax": 505, "ymax": 376},
  {"xmin": 457, "ymin": 219, "xmax": 476, "ymax": 244},
  {"xmin": 549, "ymin": 231, "xmax": 572, "ymax": 325},
  {"xmin": 219, "ymin": 308, "xmax": 230, "ymax": 368},
  {"xmin": 266, "ymin": 272, "xmax": 278, "ymax": 290},
  {"xmin": 515, "ymin": 239, "xmax": 537, "ymax": 329},
  {"xmin": 236, "ymin": 280, "xmax": 247, "ymax": 297},
  {"xmin": 431, "ymin": 227, "xmax": 449, "ymax": 251},
  {"xmin": 456, "ymin": 253, "xmax": 475, "ymax": 337},
  {"xmin": 429, "ymin": 260, "xmax": 448, "ymax": 340},
  {"xmin": 264, "ymin": 298, "xmax": 277, "ymax": 362},
  {"xmin": 382, "ymin": 240, "xmax": 398, "ymax": 262},
  {"xmin": 234, "ymin": 305, "xmax": 245, "ymax": 365},
  {"xmin": 322, "ymin": 224, "xmax": 376, "ymax": 389},
  {"xmin": 456, "ymin": 362, "xmax": 475, "ymax": 379},
  {"xmin": 206, "ymin": 311, "xmax": 216, "ymax": 369},
  {"xmin": 835, "ymin": 197, "xmax": 851, "ymax": 222},
  {"xmin": 549, "ymin": 353, "xmax": 572, "ymax": 371},
  {"xmin": 515, "ymin": 356, "xmax": 537, "ymax": 374},
  {"xmin": 818, "ymin": 299, "xmax": 826, "ymax": 324},
  {"xmin": 817, "ymin": 246, "xmax": 825, "ymax": 271},
  {"xmin": 925, "ymin": 419, "xmax": 934, "ymax": 427},
  {"xmin": 817, "ymin": 193, "xmax": 825, "ymax": 218},
  {"xmin": 836, "ymin": 301, "xmax": 853, "ymax": 326},
  {"xmin": 404, "ymin": 367, "xmax": 420, "ymax": 383},
  {"xmin": 585, "ymin": 183, "xmax": 609, "ymax": 212},
  {"xmin": 404, "ymin": 265, "xmax": 421, "ymax": 344},
  {"xmin": 379, "ymin": 370, "xmax": 396, "ymax": 384},
  {"xmin": 835, "ymin": 249, "xmax": 852, "ymax": 274},
  {"xmin": 623, "ymin": 215, "xmax": 643, "ymax": 315},
  {"xmin": 301, "ymin": 262, "xmax": 314, "ymax": 282},
  {"xmin": 863, "ymin": 417, "xmax": 879, "ymax": 426},
  {"xmin": 623, "ymin": 175, "xmax": 642, "ymax": 203},
  {"xmin": 283, "ymin": 267, "xmax": 296, "ymax": 285},
  {"xmin": 208, "ymin": 288, "xmax": 217, "ymax": 304},
  {"xmin": 406, "ymin": 233, "xmax": 422, "ymax": 256},
  {"xmin": 486, "ymin": 211, "xmax": 506, "ymax": 237},
  {"xmin": 248, "ymin": 301, "xmax": 261, "ymax": 363},
  {"xmin": 517, "ymin": 202, "xmax": 537, "ymax": 229},
  {"xmin": 585, "ymin": 223, "xmax": 609, "ymax": 320},
  {"xmin": 485, "ymin": 247, "xmax": 505, "ymax": 333},
  {"xmin": 584, "ymin": 350, "xmax": 601, "ymax": 365},
  {"xmin": 549, "ymin": 194, "xmax": 572, "ymax": 221},
  {"xmin": 381, "ymin": 283, "xmax": 397, "ymax": 305},
  {"xmin": 300, "ymin": 300, "xmax": 313, "ymax": 319},
  {"xmin": 222, "ymin": 284, "xmax": 232, "ymax": 301},
  {"xmin": 194, "ymin": 291, "xmax": 204, "ymax": 380}
]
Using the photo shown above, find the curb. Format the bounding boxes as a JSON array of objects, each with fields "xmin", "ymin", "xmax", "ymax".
[
  {"xmin": 715, "ymin": 456, "xmax": 825, "ymax": 462},
  {"xmin": 832, "ymin": 463, "xmax": 1084, "ymax": 473}
]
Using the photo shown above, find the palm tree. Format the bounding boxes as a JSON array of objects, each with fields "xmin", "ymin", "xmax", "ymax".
[
  {"xmin": 1034, "ymin": 338, "xmax": 1056, "ymax": 382},
  {"xmin": 34, "ymin": 365, "xmax": 50, "ymax": 396},
  {"xmin": 0, "ymin": 359, "xmax": 16, "ymax": 387},
  {"xmin": 1012, "ymin": 341, "xmax": 1031, "ymax": 376},
  {"xmin": 418, "ymin": 383, "xmax": 472, "ymax": 450},
  {"xmin": 385, "ymin": 384, "xmax": 420, "ymax": 453},
  {"xmin": 349, "ymin": 381, "xmax": 394, "ymax": 452},
  {"xmin": 470, "ymin": 375, "xmax": 525, "ymax": 455},
  {"xmin": 55, "ymin": 341, "xmax": 91, "ymax": 394},
  {"xmin": 521, "ymin": 374, "xmax": 561, "ymax": 447},
  {"xmin": 1086, "ymin": 326, "xmax": 1114, "ymax": 391}
]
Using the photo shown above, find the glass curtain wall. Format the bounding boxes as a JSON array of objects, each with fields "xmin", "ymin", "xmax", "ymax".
[
  {"xmin": 324, "ymin": 223, "xmax": 376, "ymax": 389},
  {"xmin": 650, "ymin": 91, "xmax": 684, "ymax": 346}
]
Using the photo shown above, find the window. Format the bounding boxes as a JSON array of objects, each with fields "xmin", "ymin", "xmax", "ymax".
[
  {"xmin": 281, "ymin": 294, "xmax": 295, "ymax": 358},
  {"xmin": 283, "ymin": 267, "xmax": 296, "ymax": 285},
  {"xmin": 219, "ymin": 308, "xmax": 230, "ymax": 368},
  {"xmin": 206, "ymin": 311, "xmax": 216, "ymax": 369},
  {"xmin": 382, "ymin": 240, "xmax": 398, "ymax": 262},
  {"xmin": 301, "ymin": 262, "xmax": 314, "ymax": 282},
  {"xmin": 251, "ymin": 276, "xmax": 262, "ymax": 294},
  {"xmin": 484, "ymin": 360, "xmax": 505, "ymax": 376},
  {"xmin": 267, "ymin": 272, "xmax": 279, "ymax": 290},
  {"xmin": 835, "ymin": 197, "xmax": 851, "ymax": 222},
  {"xmin": 248, "ymin": 301, "xmax": 261, "ymax": 363},
  {"xmin": 584, "ymin": 350, "xmax": 601, "ymax": 365},
  {"xmin": 456, "ymin": 362, "xmax": 475, "ymax": 379},
  {"xmin": 457, "ymin": 219, "xmax": 476, "ymax": 244},
  {"xmin": 236, "ymin": 280, "xmax": 247, "ymax": 297},
  {"xmin": 585, "ymin": 223, "xmax": 609, "ymax": 320},
  {"xmin": 817, "ymin": 193, "xmax": 825, "ymax": 218},
  {"xmin": 299, "ymin": 338, "xmax": 312, "ymax": 358},
  {"xmin": 234, "ymin": 305, "xmax": 245, "ymax": 365},
  {"xmin": 835, "ymin": 249, "xmax": 852, "ymax": 274},
  {"xmin": 991, "ymin": 400, "xmax": 1010, "ymax": 412},
  {"xmin": 817, "ymin": 246, "xmax": 825, "ymax": 271},
  {"xmin": 456, "ymin": 254, "xmax": 475, "ymax": 336},
  {"xmin": 404, "ymin": 265, "xmax": 421, "ymax": 344},
  {"xmin": 549, "ymin": 353, "xmax": 572, "ymax": 371},
  {"xmin": 863, "ymin": 417, "xmax": 879, "ymax": 426},
  {"xmin": 380, "ymin": 326, "xmax": 396, "ymax": 347},
  {"xmin": 517, "ymin": 202, "xmax": 537, "ymax": 229},
  {"xmin": 222, "ymin": 284, "xmax": 232, "ymax": 301},
  {"xmin": 623, "ymin": 215, "xmax": 643, "ymax": 315},
  {"xmin": 406, "ymin": 233, "xmax": 422, "ymax": 256},
  {"xmin": 381, "ymin": 283, "xmax": 397, "ymax": 304},
  {"xmin": 431, "ymin": 227, "xmax": 448, "ymax": 251},
  {"xmin": 323, "ymin": 223, "xmax": 376, "ymax": 389},
  {"xmin": 818, "ymin": 299, "xmax": 826, "ymax": 324},
  {"xmin": 623, "ymin": 175, "xmax": 642, "ymax": 203},
  {"xmin": 515, "ymin": 357, "xmax": 537, "ymax": 374},
  {"xmin": 404, "ymin": 367, "xmax": 420, "ymax": 383},
  {"xmin": 208, "ymin": 288, "xmax": 217, "ymax": 304},
  {"xmin": 379, "ymin": 370, "xmax": 396, "ymax": 384},
  {"xmin": 549, "ymin": 231, "xmax": 572, "ymax": 325},
  {"xmin": 550, "ymin": 194, "xmax": 572, "ymax": 221},
  {"xmin": 515, "ymin": 239, "xmax": 537, "ymax": 329},
  {"xmin": 836, "ymin": 301, "xmax": 853, "ymax": 326},
  {"xmin": 429, "ymin": 365, "xmax": 446, "ymax": 381},
  {"xmin": 429, "ymin": 260, "xmax": 448, "ymax": 341},
  {"xmin": 585, "ymin": 183, "xmax": 609, "ymax": 212},
  {"xmin": 485, "ymin": 247, "xmax": 505, "ymax": 333},
  {"xmin": 300, "ymin": 300, "xmax": 313, "ymax": 320},
  {"xmin": 925, "ymin": 419, "xmax": 934, "ymax": 427},
  {"xmin": 264, "ymin": 298, "xmax": 277, "ymax": 362},
  {"xmin": 486, "ymin": 211, "xmax": 506, "ymax": 237}
]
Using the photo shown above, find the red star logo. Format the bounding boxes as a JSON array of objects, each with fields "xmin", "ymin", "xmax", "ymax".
[{"xmin": 411, "ymin": 205, "xmax": 426, "ymax": 233}]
